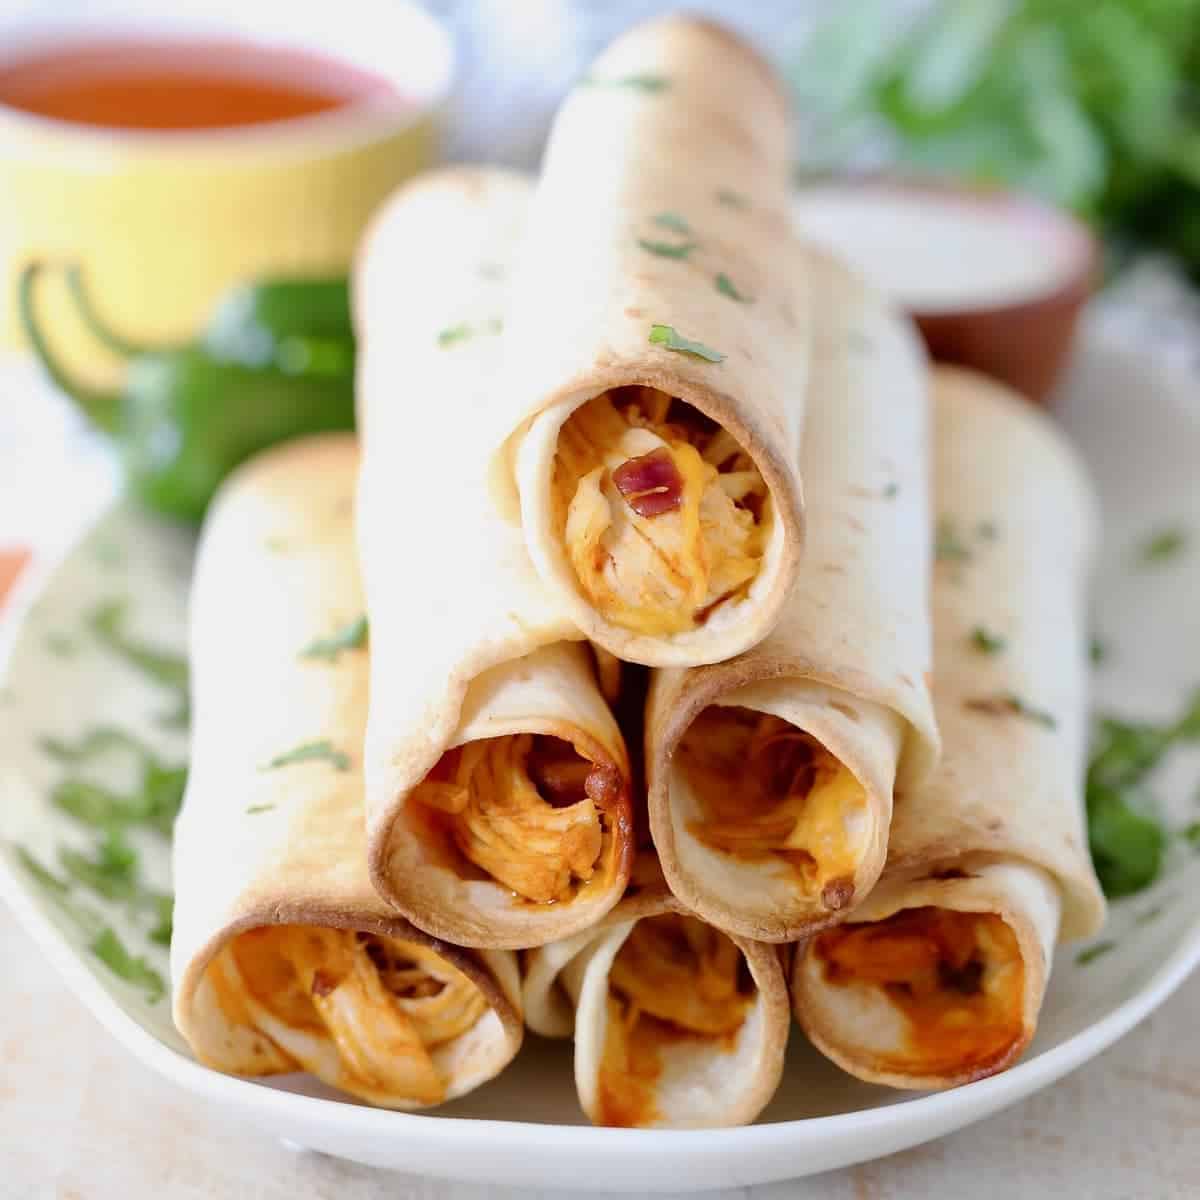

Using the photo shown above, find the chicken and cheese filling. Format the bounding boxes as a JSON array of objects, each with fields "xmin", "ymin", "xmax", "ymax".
[
  {"xmin": 596, "ymin": 914, "xmax": 752, "ymax": 1127},
  {"xmin": 207, "ymin": 926, "xmax": 488, "ymax": 1105},
  {"xmin": 813, "ymin": 907, "xmax": 1026, "ymax": 1075},
  {"xmin": 411, "ymin": 734, "xmax": 621, "ymax": 904},
  {"xmin": 677, "ymin": 707, "xmax": 869, "ymax": 910},
  {"xmin": 554, "ymin": 388, "xmax": 770, "ymax": 637}
]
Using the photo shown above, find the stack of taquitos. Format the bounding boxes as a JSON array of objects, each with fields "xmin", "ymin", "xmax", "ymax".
[
  {"xmin": 171, "ymin": 11, "xmax": 1108, "ymax": 1129},
  {"xmin": 791, "ymin": 368, "xmax": 1106, "ymax": 1088}
]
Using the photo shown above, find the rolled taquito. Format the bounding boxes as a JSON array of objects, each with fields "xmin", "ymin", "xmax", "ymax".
[
  {"xmin": 498, "ymin": 15, "xmax": 807, "ymax": 667},
  {"xmin": 791, "ymin": 367, "xmax": 1108, "ymax": 1089},
  {"xmin": 522, "ymin": 860, "xmax": 788, "ymax": 1128},
  {"xmin": 646, "ymin": 252, "xmax": 939, "ymax": 943},
  {"xmin": 355, "ymin": 168, "xmax": 633, "ymax": 950},
  {"xmin": 171, "ymin": 435, "xmax": 523, "ymax": 1109}
]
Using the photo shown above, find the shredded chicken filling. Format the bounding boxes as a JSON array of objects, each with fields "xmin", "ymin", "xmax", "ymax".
[
  {"xmin": 678, "ymin": 707, "xmax": 868, "ymax": 906},
  {"xmin": 209, "ymin": 925, "xmax": 487, "ymax": 1104},
  {"xmin": 412, "ymin": 734, "xmax": 615, "ymax": 904},
  {"xmin": 596, "ymin": 914, "xmax": 752, "ymax": 1127},
  {"xmin": 814, "ymin": 907, "xmax": 1026, "ymax": 1073},
  {"xmin": 554, "ymin": 388, "xmax": 770, "ymax": 636}
]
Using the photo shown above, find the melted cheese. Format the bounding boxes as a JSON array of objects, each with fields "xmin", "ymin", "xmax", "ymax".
[
  {"xmin": 814, "ymin": 907, "xmax": 1026, "ymax": 1076},
  {"xmin": 679, "ymin": 707, "xmax": 868, "ymax": 897},
  {"xmin": 207, "ymin": 926, "xmax": 487, "ymax": 1106},
  {"xmin": 412, "ymin": 734, "xmax": 606, "ymax": 904},
  {"xmin": 596, "ymin": 914, "xmax": 750, "ymax": 1127},
  {"xmin": 555, "ymin": 391, "xmax": 769, "ymax": 636}
]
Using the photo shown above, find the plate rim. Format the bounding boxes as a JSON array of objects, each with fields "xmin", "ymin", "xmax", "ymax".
[{"xmin": 2, "ymin": 501, "xmax": 1200, "ymax": 1189}]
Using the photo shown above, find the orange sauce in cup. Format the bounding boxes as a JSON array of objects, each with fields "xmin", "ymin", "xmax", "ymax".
[{"xmin": 0, "ymin": 39, "xmax": 395, "ymax": 130}]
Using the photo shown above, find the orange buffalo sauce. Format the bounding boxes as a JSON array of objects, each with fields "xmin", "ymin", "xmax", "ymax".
[
  {"xmin": 814, "ymin": 907, "xmax": 1026, "ymax": 1076},
  {"xmin": 0, "ymin": 39, "xmax": 393, "ymax": 131},
  {"xmin": 595, "ymin": 914, "xmax": 752, "ymax": 1127},
  {"xmin": 678, "ymin": 706, "xmax": 867, "ymax": 908}
]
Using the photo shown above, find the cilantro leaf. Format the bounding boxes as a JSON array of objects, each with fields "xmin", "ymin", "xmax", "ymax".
[
  {"xmin": 264, "ymin": 740, "xmax": 350, "ymax": 772},
  {"xmin": 647, "ymin": 325, "xmax": 726, "ymax": 363},
  {"xmin": 964, "ymin": 694, "xmax": 1056, "ymax": 728},
  {"xmin": 1137, "ymin": 527, "xmax": 1188, "ymax": 565},
  {"xmin": 580, "ymin": 73, "xmax": 669, "ymax": 92},
  {"xmin": 301, "ymin": 615, "xmax": 368, "ymax": 662},
  {"xmin": 934, "ymin": 517, "xmax": 972, "ymax": 563},
  {"xmin": 715, "ymin": 273, "xmax": 753, "ymax": 302},
  {"xmin": 652, "ymin": 212, "xmax": 691, "ymax": 235},
  {"xmin": 1076, "ymin": 941, "xmax": 1116, "ymax": 966},
  {"xmin": 637, "ymin": 239, "xmax": 698, "ymax": 260},
  {"xmin": 969, "ymin": 626, "xmax": 1007, "ymax": 654},
  {"xmin": 90, "ymin": 927, "xmax": 164, "ymax": 1004}
]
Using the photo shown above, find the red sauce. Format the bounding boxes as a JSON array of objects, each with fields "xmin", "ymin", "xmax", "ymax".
[{"xmin": 0, "ymin": 39, "xmax": 395, "ymax": 131}]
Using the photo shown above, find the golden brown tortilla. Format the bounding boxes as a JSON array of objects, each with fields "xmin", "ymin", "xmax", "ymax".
[
  {"xmin": 791, "ymin": 368, "xmax": 1107, "ymax": 1089},
  {"xmin": 171, "ymin": 435, "xmax": 522, "ymax": 1108}
]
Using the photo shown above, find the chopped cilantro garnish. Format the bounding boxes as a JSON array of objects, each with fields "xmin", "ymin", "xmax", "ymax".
[
  {"xmin": 934, "ymin": 518, "xmax": 971, "ymax": 563},
  {"xmin": 51, "ymin": 763, "xmax": 185, "ymax": 836},
  {"xmin": 58, "ymin": 829, "xmax": 139, "ymax": 903},
  {"xmin": 714, "ymin": 273, "xmax": 752, "ymax": 303},
  {"xmin": 715, "ymin": 188, "xmax": 747, "ymax": 209},
  {"xmin": 437, "ymin": 319, "xmax": 502, "ymax": 347},
  {"xmin": 637, "ymin": 238, "xmax": 697, "ymax": 260},
  {"xmin": 40, "ymin": 726, "xmax": 153, "ymax": 765},
  {"xmin": 1090, "ymin": 636, "xmax": 1109, "ymax": 666},
  {"xmin": 14, "ymin": 845, "xmax": 70, "ymax": 896},
  {"xmin": 87, "ymin": 599, "xmax": 188, "ymax": 728},
  {"xmin": 88, "ymin": 599, "xmax": 187, "ymax": 691},
  {"xmin": 1085, "ymin": 690, "xmax": 1200, "ymax": 897},
  {"xmin": 1182, "ymin": 822, "xmax": 1200, "ymax": 848},
  {"xmin": 883, "ymin": 482, "xmax": 900, "ymax": 499},
  {"xmin": 652, "ymin": 211, "xmax": 691, "ymax": 235},
  {"xmin": 976, "ymin": 519, "xmax": 1000, "ymax": 541},
  {"xmin": 1137, "ymin": 527, "xmax": 1188, "ymax": 566},
  {"xmin": 1076, "ymin": 941, "xmax": 1116, "ymax": 966},
  {"xmin": 964, "ymin": 694, "xmax": 1056, "ymax": 729},
  {"xmin": 246, "ymin": 803, "xmax": 275, "ymax": 815},
  {"xmin": 580, "ymin": 73, "xmax": 669, "ymax": 92},
  {"xmin": 647, "ymin": 325, "xmax": 725, "ymax": 362},
  {"xmin": 264, "ymin": 740, "xmax": 350, "ymax": 772},
  {"xmin": 147, "ymin": 894, "xmax": 174, "ymax": 946},
  {"xmin": 301, "ymin": 615, "xmax": 368, "ymax": 662},
  {"xmin": 970, "ymin": 627, "xmax": 1007, "ymax": 655},
  {"xmin": 90, "ymin": 927, "xmax": 164, "ymax": 1004}
]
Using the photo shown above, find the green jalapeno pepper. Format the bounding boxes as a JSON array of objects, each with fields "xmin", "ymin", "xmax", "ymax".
[{"xmin": 19, "ymin": 262, "xmax": 356, "ymax": 524}]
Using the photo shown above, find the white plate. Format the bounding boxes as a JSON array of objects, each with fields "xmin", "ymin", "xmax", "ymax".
[{"xmin": 1, "ymin": 321, "xmax": 1199, "ymax": 1193}]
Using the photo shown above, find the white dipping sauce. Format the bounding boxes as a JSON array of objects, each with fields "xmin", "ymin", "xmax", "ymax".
[{"xmin": 792, "ymin": 183, "xmax": 1087, "ymax": 314}]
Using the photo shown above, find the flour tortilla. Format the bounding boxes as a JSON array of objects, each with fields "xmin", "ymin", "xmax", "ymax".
[
  {"xmin": 792, "ymin": 367, "xmax": 1107, "ymax": 1089},
  {"xmin": 521, "ymin": 864, "xmax": 789, "ymax": 1128},
  {"xmin": 500, "ymin": 15, "xmax": 807, "ymax": 667},
  {"xmin": 646, "ymin": 252, "xmax": 939, "ymax": 942},
  {"xmin": 354, "ymin": 168, "xmax": 633, "ymax": 949},
  {"xmin": 171, "ymin": 435, "xmax": 522, "ymax": 1107}
]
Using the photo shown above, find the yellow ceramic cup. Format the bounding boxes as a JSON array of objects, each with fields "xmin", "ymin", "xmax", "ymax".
[{"xmin": 0, "ymin": 0, "xmax": 453, "ymax": 376}]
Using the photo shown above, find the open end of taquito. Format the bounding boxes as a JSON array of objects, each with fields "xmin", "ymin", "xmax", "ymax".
[
  {"xmin": 353, "ymin": 166, "xmax": 635, "ymax": 950},
  {"xmin": 504, "ymin": 16, "xmax": 807, "ymax": 667},
  {"xmin": 372, "ymin": 640, "xmax": 635, "ymax": 951},
  {"xmin": 170, "ymin": 434, "xmax": 522, "ymax": 1110},
  {"xmin": 651, "ymin": 676, "xmax": 903, "ymax": 944},
  {"xmin": 791, "ymin": 858, "xmax": 1060, "ymax": 1090},
  {"xmin": 178, "ymin": 908, "xmax": 523, "ymax": 1110},
  {"xmin": 521, "ymin": 867, "xmax": 788, "ymax": 1128},
  {"xmin": 645, "ymin": 251, "xmax": 938, "ymax": 943},
  {"xmin": 518, "ymin": 384, "xmax": 798, "ymax": 667}
]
